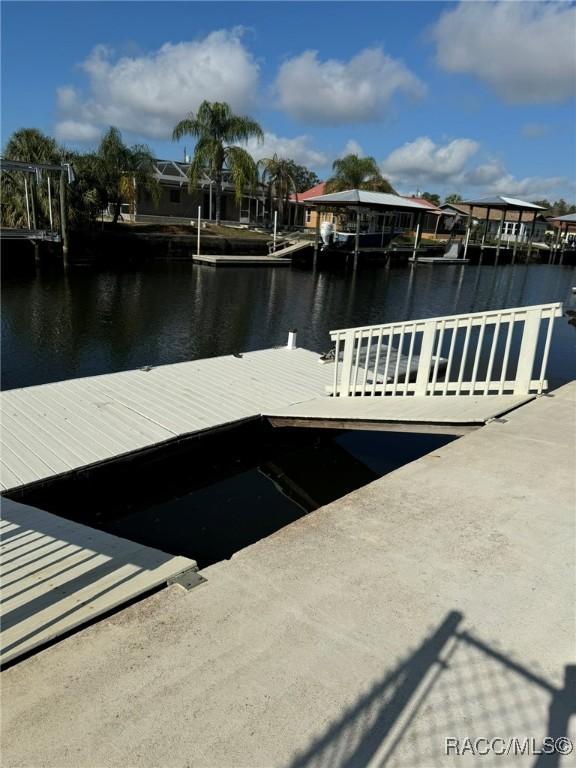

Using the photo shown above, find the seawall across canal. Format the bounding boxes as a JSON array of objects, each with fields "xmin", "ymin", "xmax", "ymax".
[{"xmin": 1, "ymin": 382, "xmax": 574, "ymax": 767}]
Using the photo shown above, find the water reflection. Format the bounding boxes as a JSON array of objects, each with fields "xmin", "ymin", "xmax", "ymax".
[{"xmin": 2, "ymin": 263, "xmax": 575, "ymax": 390}]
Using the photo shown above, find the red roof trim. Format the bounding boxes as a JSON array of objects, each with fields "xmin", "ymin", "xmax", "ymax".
[{"xmin": 290, "ymin": 182, "xmax": 326, "ymax": 202}]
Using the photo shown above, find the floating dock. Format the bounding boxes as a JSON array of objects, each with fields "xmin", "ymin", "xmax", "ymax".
[
  {"xmin": 0, "ymin": 345, "xmax": 535, "ymax": 494},
  {"xmin": 193, "ymin": 241, "xmax": 311, "ymax": 266},
  {"xmin": 0, "ymin": 498, "xmax": 197, "ymax": 666},
  {"xmin": 193, "ymin": 254, "xmax": 291, "ymax": 266},
  {"xmin": 1, "ymin": 382, "xmax": 573, "ymax": 766},
  {"xmin": 0, "ymin": 303, "xmax": 562, "ymax": 669},
  {"xmin": 0, "ymin": 348, "xmax": 332, "ymax": 493},
  {"xmin": 266, "ymin": 393, "xmax": 533, "ymax": 435},
  {"xmin": 409, "ymin": 256, "xmax": 470, "ymax": 264}
]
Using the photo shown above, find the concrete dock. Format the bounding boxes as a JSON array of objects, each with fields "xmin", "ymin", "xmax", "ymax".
[{"xmin": 1, "ymin": 382, "xmax": 574, "ymax": 767}]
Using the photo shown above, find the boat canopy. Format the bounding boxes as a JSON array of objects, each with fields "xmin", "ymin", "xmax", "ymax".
[
  {"xmin": 550, "ymin": 213, "xmax": 576, "ymax": 223},
  {"xmin": 461, "ymin": 196, "xmax": 547, "ymax": 211},
  {"xmin": 304, "ymin": 189, "xmax": 433, "ymax": 213}
]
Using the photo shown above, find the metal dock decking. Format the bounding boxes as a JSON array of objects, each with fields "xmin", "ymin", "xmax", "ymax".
[
  {"xmin": 0, "ymin": 347, "xmax": 334, "ymax": 492},
  {"xmin": 2, "ymin": 382, "xmax": 573, "ymax": 766},
  {"xmin": 1, "ymin": 498, "xmax": 197, "ymax": 665},
  {"xmin": 0, "ymin": 302, "xmax": 562, "ymax": 493},
  {"xmin": 265, "ymin": 393, "xmax": 534, "ymax": 435}
]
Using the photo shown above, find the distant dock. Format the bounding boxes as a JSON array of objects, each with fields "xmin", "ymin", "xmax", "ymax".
[{"xmin": 193, "ymin": 254, "xmax": 291, "ymax": 266}]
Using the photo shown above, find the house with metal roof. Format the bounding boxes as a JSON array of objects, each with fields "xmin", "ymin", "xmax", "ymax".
[{"xmin": 131, "ymin": 159, "xmax": 270, "ymax": 225}]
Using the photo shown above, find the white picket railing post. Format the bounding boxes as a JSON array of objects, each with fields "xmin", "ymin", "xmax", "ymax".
[
  {"xmin": 515, "ymin": 308, "xmax": 542, "ymax": 394},
  {"xmin": 414, "ymin": 322, "xmax": 437, "ymax": 396},
  {"xmin": 339, "ymin": 330, "xmax": 356, "ymax": 397}
]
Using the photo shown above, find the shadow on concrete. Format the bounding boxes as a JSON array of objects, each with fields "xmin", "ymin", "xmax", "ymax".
[{"xmin": 288, "ymin": 611, "xmax": 575, "ymax": 768}]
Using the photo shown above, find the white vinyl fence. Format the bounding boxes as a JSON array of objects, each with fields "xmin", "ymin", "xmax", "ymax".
[{"xmin": 328, "ymin": 303, "xmax": 563, "ymax": 398}]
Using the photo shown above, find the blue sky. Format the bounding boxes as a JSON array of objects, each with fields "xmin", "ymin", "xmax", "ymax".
[{"xmin": 2, "ymin": 1, "xmax": 575, "ymax": 201}]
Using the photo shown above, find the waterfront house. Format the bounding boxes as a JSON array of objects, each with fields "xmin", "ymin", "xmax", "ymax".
[{"xmin": 128, "ymin": 159, "xmax": 269, "ymax": 225}]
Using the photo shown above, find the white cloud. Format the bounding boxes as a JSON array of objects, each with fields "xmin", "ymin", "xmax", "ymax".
[
  {"xmin": 274, "ymin": 48, "xmax": 424, "ymax": 123},
  {"xmin": 460, "ymin": 161, "xmax": 569, "ymax": 199},
  {"xmin": 243, "ymin": 132, "xmax": 328, "ymax": 168},
  {"xmin": 477, "ymin": 171, "xmax": 569, "ymax": 200},
  {"xmin": 340, "ymin": 139, "xmax": 364, "ymax": 157},
  {"xmin": 56, "ymin": 120, "xmax": 102, "ymax": 142},
  {"xmin": 382, "ymin": 137, "xmax": 480, "ymax": 185},
  {"xmin": 381, "ymin": 136, "xmax": 572, "ymax": 200},
  {"xmin": 432, "ymin": 2, "xmax": 576, "ymax": 103},
  {"xmin": 55, "ymin": 29, "xmax": 260, "ymax": 141}
]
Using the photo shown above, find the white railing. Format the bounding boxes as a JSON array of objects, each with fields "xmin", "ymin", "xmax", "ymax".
[{"xmin": 328, "ymin": 303, "xmax": 562, "ymax": 398}]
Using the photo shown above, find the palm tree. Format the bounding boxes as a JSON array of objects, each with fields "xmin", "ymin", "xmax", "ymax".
[
  {"xmin": 172, "ymin": 101, "xmax": 263, "ymax": 224},
  {"xmin": 3, "ymin": 128, "xmax": 60, "ymax": 164},
  {"xmin": 64, "ymin": 151, "xmax": 107, "ymax": 229},
  {"xmin": 258, "ymin": 154, "xmax": 299, "ymax": 227},
  {"xmin": 1, "ymin": 128, "xmax": 62, "ymax": 229},
  {"xmin": 95, "ymin": 127, "xmax": 159, "ymax": 224},
  {"xmin": 325, "ymin": 154, "xmax": 395, "ymax": 194}
]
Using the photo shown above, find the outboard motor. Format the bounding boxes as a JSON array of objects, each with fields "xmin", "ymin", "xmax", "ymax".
[{"xmin": 320, "ymin": 221, "xmax": 334, "ymax": 249}]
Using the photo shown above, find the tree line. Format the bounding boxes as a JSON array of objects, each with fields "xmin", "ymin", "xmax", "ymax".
[
  {"xmin": 1, "ymin": 100, "xmax": 396, "ymax": 230},
  {"xmin": 5, "ymin": 99, "xmax": 570, "ymax": 232}
]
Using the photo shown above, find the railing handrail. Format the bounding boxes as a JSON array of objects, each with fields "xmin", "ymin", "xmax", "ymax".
[
  {"xmin": 328, "ymin": 302, "xmax": 563, "ymax": 398},
  {"xmin": 329, "ymin": 302, "xmax": 563, "ymax": 338}
]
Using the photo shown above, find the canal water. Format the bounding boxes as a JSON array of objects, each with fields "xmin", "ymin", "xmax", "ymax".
[
  {"xmin": 3, "ymin": 263, "xmax": 575, "ymax": 567},
  {"xmin": 11, "ymin": 422, "xmax": 456, "ymax": 568},
  {"xmin": 2, "ymin": 263, "xmax": 575, "ymax": 391}
]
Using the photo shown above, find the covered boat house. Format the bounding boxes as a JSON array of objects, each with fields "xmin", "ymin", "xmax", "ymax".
[
  {"xmin": 303, "ymin": 189, "xmax": 439, "ymax": 266},
  {"xmin": 460, "ymin": 196, "xmax": 547, "ymax": 260}
]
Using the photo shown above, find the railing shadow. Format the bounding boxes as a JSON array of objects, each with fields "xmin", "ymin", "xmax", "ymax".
[
  {"xmin": 0, "ymin": 497, "xmax": 188, "ymax": 664},
  {"xmin": 287, "ymin": 611, "xmax": 575, "ymax": 768}
]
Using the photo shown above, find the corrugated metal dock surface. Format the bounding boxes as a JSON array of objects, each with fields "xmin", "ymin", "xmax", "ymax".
[
  {"xmin": 0, "ymin": 498, "xmax": 196, "ymax": 666},
  {"xmin": 0, "ymin": 345, "xmax": 538, "ymax": 492},
  {"xmin": 0, "ymin": 347, "xmax": 333, "ymax": 492},
  {"xmin": 265, "ymin": 393, "xmax": 534, "ymax": 431}
]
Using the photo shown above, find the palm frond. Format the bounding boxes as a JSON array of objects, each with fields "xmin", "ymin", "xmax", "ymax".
[
  {"xmin": 225, "ymin": 146, "xmax": 259, "ymax": 200},
  {"xmin": 326, "ymin": 153, "xmax": 395, "ymax": 194},
  {"xmin": 172, "ymin": 117, "xmax": 200, "ymax": 142}
]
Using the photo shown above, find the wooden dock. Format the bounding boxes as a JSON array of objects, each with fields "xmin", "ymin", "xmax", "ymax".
[
  {"xmin": 267, "ymin": 241, "xmax": 312, "ymax": 258},
  {"xmin": 0, "ymin": 497, "xmax": 197, "ymax": 666}
]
